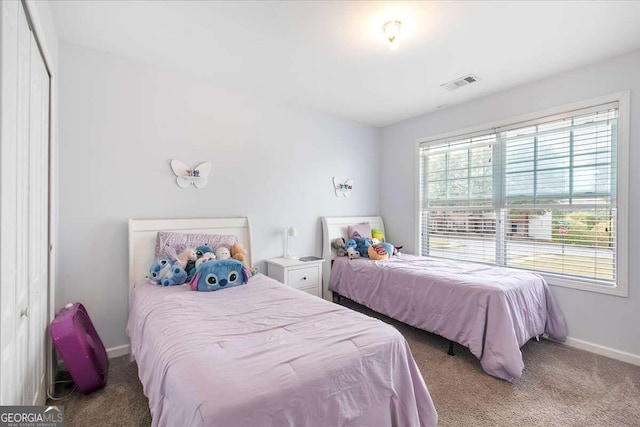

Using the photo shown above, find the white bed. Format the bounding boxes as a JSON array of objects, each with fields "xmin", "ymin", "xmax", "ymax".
[
  {"xmin": 321, "ymin": 215, "xmax": 385, "ymax": 300},
  {"xmin": 127, "ymin": 217, "xmax": 437, "ymax": 426},
  {"xmin": 321, "ymin": 215, "xmax": 567, "ymax": 381}
]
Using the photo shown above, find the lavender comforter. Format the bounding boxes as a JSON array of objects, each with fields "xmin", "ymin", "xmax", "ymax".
[
  {"xmin": 127, "ymin": 273, "xmax": 437, "ymax": 427},
  {"xmin": 329, "ymin": 255, "xmax": 567, "ymax": 381}
]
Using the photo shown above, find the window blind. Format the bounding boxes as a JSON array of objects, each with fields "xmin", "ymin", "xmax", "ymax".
[
  {"xmin": 420, "ymin": 132, "xmax": 497, "ymax": 264},
  {"xmin": 419, "ymin": 103, "xmax": 618, "ymax": 285}
]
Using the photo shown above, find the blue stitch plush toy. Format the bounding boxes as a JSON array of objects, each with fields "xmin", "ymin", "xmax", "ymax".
[
  {"xmin": 195, "ymin": 245, "xmax": 213, "ymax": 258},
  {"xmin": 345, "ymin": 239, "xmax": 357, "ymax": 251},
  {"xmin": 147, "ymin": 258, "xmax": 188, "ymax": 286},
  {"xmin": 189, "ymin": 259, "xmax": 249, "ymax": 292},
  {"xmin": 355, "ymin": 237, "xmax": 372, "ymax": 258}
]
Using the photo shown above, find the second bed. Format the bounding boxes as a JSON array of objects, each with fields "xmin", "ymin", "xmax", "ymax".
[{"xmin": 322, "ymin": 216, "xmax": 567, "ymax": 382}]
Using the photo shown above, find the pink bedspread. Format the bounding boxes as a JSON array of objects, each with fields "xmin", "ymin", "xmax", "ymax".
[
  {"xmin": 329, "ymin": 255, "xmax": 567, "ymax": 381},
  {"xmin": 127, "ymin": 273, "xmax": 437, "ymax": 427}
]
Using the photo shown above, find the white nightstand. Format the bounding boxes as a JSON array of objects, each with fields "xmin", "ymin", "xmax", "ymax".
[{"xmin": 267, "ymin": 257, "xmax": 325, "ymax": 298}]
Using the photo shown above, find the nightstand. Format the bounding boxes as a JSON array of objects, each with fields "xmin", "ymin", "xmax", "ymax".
[{"xmin": 267, "ymin": 257, "xmax": 324, "ymax": 297}]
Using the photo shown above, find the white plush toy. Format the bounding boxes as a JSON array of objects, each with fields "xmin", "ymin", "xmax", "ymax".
[
  {"xmin": 177, "ymin": 248, "xmax": 197, "ymax": 268},
  {"xmin": 214, "ymin": 246, "xmax": 231, "ymax": 260},
  {"xmin": 346, "ymin": 246, "xmax": 360, "ymax": 260}
]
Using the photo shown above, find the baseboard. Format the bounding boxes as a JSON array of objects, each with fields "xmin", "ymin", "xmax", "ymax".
[
  {"xmin": 57, "ymin": 344, "xmax": 131, "ymax": 370},
  {"xmin": 105, "ymin": 340, "xmax": 640, "ymax": 367},
  {"xmin": 563, "ymin": 336, "xmax": 640, "ymax": 366},
  {"xmin": 106, "ymin": 344, "xmax": 131, "ymax": 359}
]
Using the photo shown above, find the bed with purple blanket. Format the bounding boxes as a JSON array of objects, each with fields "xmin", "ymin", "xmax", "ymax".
[
  {"xmin": 127, "ymin": 218, "xmax": 437, "ymax": 427},
  {"xmin": 322, "ymin": 216, "xmax": 567, "ymax": 382}
]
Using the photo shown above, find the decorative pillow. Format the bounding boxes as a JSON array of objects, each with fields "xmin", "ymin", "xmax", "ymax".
[
  {"xmin": 189, "ymin": 259, "xmax": 249, "ymax": 292},
  {"xmin": 348, "ymin": 222, "xmax": 372, "ymax": 239},
  {"xmin": 155, "ymin": 232, "xmax": 238, "ymax": 258}
]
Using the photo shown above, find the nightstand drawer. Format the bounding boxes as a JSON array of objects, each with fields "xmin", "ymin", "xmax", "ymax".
[
  {"xmin": 267, "ymin": 257, "xmax": 324, "ymax": 299},
  {"xmin": 299, "ymin": 286, "xmax": 321, "ymax": 298},
  {"xmin": 287, "ymin": 266, "xmax": 320, "ymax": 289}
]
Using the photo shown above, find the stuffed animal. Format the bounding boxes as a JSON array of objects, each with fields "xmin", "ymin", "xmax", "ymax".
[
  {"xmin": 147, "ymin": 258, "xmax": 171, "ymax": 284},
  {"xmin": 147, "ymin": 258, "xmax": 188, "ymax": 286},
  {"xmin": 195, "ymin": 245, "xmax": 213, "ymax": 258},
  {"xmin": 368, "ymin": 243, "xmax": 389, "ymax": 261},
  {"xmin": 189, "ymin": 259, "xmax": 249, "ymax": 292},
  {"xmin": 214, "ymin": 246, "xmax": 231, "ymax": 260},
  {"xmin": 177, "ymin": 247, "xmax": 197, "ymax": 267},
  {"xmin": 163, "ymin": 246, "xmax": 190, "ymax": 269},
  {"xmin": 230, "ymin": 242, "xmax": 252, "ymax": 276},
  {"xmin": 371, "ymin": 228, "xmax": 385, "ymax": 241},
  {"xmin": 344, "ymin": 239, "xmax": 357, "ymax": 252},
  {"xmin": 195, "ymin": 252, "xmax": 216, "ymax": 270},
  {"xmin": 346, "ymin": 246, "xmax": 360, "ymax": 260},
  {"xmin": 160, "ymin": 264, "xmax": 188, "ymax": 286},
  {"xmin": 332, "ymin": 238, "xmax": 347, "ymax": 257},
  {"xmin": 355, "ymin": 237, "xmax": 372, "ymax": 258},
  {"xmin": 187, "ymin": 245, "xmax": 214, "ymax": 276},
  {"xmin": 380, "ymin": 242, "xmax": 394, "ymax": 259}
]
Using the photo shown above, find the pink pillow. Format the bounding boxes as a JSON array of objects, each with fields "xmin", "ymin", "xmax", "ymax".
[
  {"xmin": 154, "ymin": 232, "xmax": 238, "ymax": 258},
  {"xmin": 348, "ymin": 223, "xmax": 372, "ymax": 239}
]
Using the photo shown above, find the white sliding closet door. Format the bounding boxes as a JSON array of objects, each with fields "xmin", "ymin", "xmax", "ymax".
[
  {"xmin": 27, "ymin": 26, "xmax": 49, "ymax": 406},
  {"xmin": 1, "ymin": 0, "xmax": 50, "ymax": 406}
]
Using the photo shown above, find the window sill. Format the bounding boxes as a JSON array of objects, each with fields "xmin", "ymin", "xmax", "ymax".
[{"xmin": 542, "ymin": 273, "xmax": 628, "ymax": 297}]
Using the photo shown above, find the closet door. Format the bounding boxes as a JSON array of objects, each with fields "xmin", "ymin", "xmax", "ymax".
[
  {"xmin": 26, "ymin": 29, "xmax": 50, "ymax": 406},
  {"xmin": 0, "ymin": 1, "xmax": 50, "ymax": 406}
]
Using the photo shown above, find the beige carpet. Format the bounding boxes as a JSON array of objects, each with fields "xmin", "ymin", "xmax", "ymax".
[{"xmin": 50, "ymin": 300, "xmax": 640, "ymax": 426}]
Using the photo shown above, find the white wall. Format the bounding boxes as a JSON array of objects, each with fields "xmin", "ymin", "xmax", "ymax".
[
  {"xmin": 380, "ymin": 49, "xmax": 640, "ymax": 359},
  {"xmin": 58, "ymin": 42, "xmax": 380, "ymax": 350}
]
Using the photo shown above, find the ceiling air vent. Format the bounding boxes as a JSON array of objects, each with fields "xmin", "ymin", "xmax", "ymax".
[{"xmin": 441, "ymin": 74, "xmax": 480, "ymax": 92}]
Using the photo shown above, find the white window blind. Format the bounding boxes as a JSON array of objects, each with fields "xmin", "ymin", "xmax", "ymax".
[{"xmin": 420, "ymin": 103, "xmax": 619, "ymax": 287}]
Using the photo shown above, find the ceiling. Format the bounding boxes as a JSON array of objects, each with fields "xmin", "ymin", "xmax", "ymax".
[{"xmin": 49, "ymin": 1, "xmax": 640, "ymax": 127}]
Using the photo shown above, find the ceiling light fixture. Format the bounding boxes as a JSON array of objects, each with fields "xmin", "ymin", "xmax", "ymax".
[{"xmin": 383, "ymin": 20, "xmax": 402, "ymax": 50}]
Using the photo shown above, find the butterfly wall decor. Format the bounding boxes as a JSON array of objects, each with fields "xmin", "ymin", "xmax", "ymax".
[
  {"xmin": 333, "ymin": 177, "xmax": 353, "ymax": 198},
  {"xmin": 170, "ymin": 160, "xmax": 212, "ymax": 189}
]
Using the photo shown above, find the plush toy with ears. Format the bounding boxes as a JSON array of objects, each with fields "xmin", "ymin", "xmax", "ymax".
[
  {"xmin": 164, "ymin": 245, "xmax": 187, "ymax": 268},
  {"xmin": 230, "ymin": 242, "xmax": 252, "ymax": 276},
  {"xmin": 147, "ymin": 258, "xmax": 188, "ymax": 286},
  {"xmin": 332, "ymin": 238, "xmax": 347, "ymax": 257},
  {"xmin": 187, "ymin": 245, "xmax": 215, "ymax": 276},
  {"xmin": 189, "ymin": 259, "xmax": 249, "ymax": 292},
  {"xmin": 346, "ymin": 247, "xmax": 360, "ymax": 260},
  {"xmin": 355, "ymin": 237, "xmax": 372, "ymax": 258},
  {"xmin": 177, "ymin": 247, "xmax": 197, "ymax": 267},
  {"xmin": 195, "ymin": 245, "xmax": 213, "ymax": 258}
]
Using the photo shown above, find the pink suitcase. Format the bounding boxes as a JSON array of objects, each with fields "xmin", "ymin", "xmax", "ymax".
[{"xmin": 50, "ymin": 302, "xmax": 108, "ymax": 394}]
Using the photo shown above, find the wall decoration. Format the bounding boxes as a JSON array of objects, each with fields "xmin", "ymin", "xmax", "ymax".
[
  {"xmin": 170, "ymin": 160, "xmax": 212, "ymax": 189},
  {"xmin": 333, "ymin": 177, "xmax": 353, "ymax": 198}
]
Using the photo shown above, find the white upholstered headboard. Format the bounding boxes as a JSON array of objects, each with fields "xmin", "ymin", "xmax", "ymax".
[
  {"xmin": 320, "ymin": 216, "xmax": 385, "ymax": 300},
  {"xmin": 128, "ymin": 217, "xmax": 252, "ymax": 293}
]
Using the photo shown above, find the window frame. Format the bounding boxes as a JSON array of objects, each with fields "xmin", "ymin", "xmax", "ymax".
[{"xmin": 414, "ymin": 92, "xmax": 630, "ymax": 297}]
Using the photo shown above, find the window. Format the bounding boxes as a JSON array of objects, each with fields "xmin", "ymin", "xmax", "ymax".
[{"xmin": 419, "ymin": 97, "xmax": 629, "ymax": 296}]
